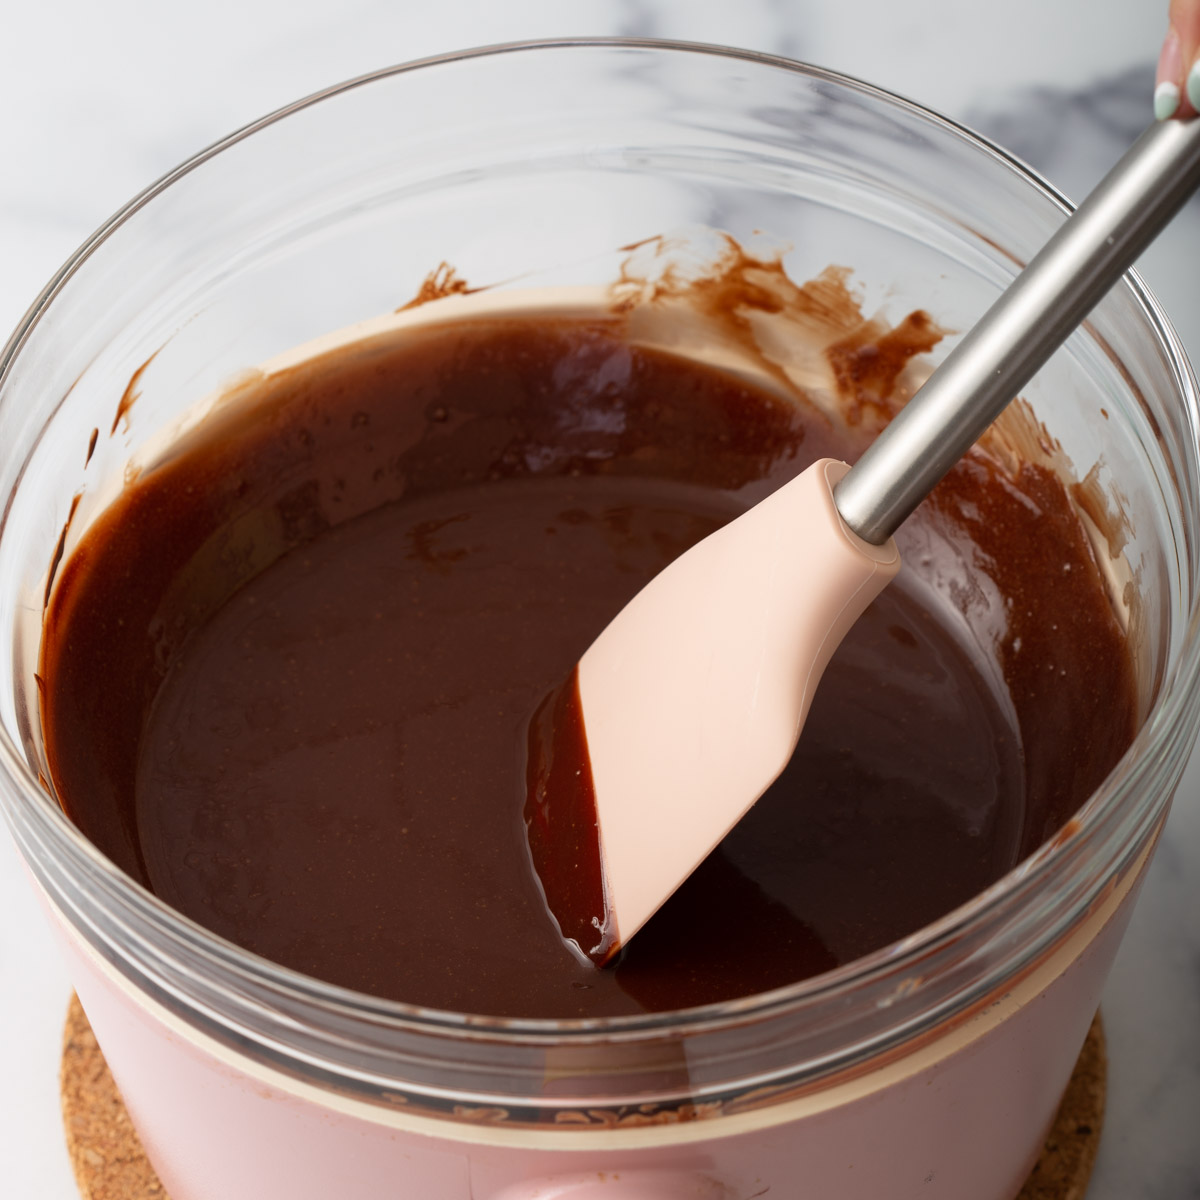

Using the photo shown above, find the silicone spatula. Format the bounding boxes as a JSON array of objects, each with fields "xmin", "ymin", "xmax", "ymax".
[{"xmin": 525, "ymin": 116, "xmax": 1200, "ymax": 965}]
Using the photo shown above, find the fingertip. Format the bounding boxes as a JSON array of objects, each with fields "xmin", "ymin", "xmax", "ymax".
[
  {"xmin": 1188, "ymin": 60, "xmax": 1200, "ymax": 116},
  {"xmin": 1156, "ymin": 80, "xmax": 1181, "ymax": 121},
  {"xmin": 1155, "ymin": 27, "xmax": 1198, "ymax": 120}
]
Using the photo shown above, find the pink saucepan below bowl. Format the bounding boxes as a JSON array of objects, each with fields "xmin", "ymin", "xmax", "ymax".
[{"xmin": 2, "ymin": 40, "xmax": 1199, "ymax": 1200}]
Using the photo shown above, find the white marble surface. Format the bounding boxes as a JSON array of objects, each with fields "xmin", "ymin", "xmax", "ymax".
[{"xmin": 1, "ymin": 2, "xmax": 1197, "ymax": 1197}]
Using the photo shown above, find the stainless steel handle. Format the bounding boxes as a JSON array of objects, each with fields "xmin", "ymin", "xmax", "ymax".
[{"xmin": 834, "ymin": 117, "xmax": 1200, "ymax": 545}]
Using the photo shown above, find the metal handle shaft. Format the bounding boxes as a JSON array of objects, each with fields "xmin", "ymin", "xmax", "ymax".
[{"xmin": 834, "ymin": 117, "xmax": 1200, "ymax": 545}]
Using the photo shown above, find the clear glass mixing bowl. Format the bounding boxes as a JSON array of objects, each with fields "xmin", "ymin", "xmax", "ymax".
[{"xmin": 0, "ymin": 38, "xmax": 1198, "ymax": 1200}]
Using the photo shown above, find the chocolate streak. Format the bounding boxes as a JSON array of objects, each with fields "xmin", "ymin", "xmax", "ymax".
[{"xmin": 524, "ymin": 666, "xmax": 613, "ymax": 964}]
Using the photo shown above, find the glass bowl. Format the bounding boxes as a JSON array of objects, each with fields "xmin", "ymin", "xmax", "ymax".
[{"xmin": 1, "ymin": 39, "xmax": 1198, "ymax": 1200}]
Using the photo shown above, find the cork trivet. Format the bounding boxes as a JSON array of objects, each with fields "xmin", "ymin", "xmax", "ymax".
[
  {"xmin": 61, "ymin": 994, "xmax": 167, "ymax": 1200},
  {"xmin": 60, "ymin": 995, "xmax": 1106, "ymax": 1199},
  {"xmin": 1016, "ymin": 1010, "xmax": 1107, "ymax": 1200}
]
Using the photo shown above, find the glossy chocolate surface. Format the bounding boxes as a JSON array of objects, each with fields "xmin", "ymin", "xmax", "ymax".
[{"xmin": 41, "ymin": 296, "xmax": 1135, "ymax": 1018}]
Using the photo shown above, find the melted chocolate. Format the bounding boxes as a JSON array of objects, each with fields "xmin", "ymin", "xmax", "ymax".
[
  {"xmin": 40, "ymin": 307, "xmax": 1136, "ymax": 1018},
  {"xmin": 525, "ymin": 667, "xmax": 613, "ymax": 964}
]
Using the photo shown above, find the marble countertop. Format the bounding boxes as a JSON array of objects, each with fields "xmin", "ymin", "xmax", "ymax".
[{"xmin": 1, "ymin": 2, "xmax": 1197, "ymax": 1197}]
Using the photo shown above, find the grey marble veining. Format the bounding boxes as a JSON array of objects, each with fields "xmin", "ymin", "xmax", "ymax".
[
  {"xmin": 967, "ymin": 62, "xmax": 1200, "ymax": 363},
  {"xmin": 970, "ymin": 64, "xmax": 1153, "ymax": 188}
]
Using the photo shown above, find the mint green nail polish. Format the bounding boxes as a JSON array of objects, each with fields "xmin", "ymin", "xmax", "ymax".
[
  {"xmin": 1156, "ymin": 81, "xmax": 1181, "ymax": 120},
  {"xmin": 1188, "ymin": 62, "xmax": 1200, "ymax": 113}
]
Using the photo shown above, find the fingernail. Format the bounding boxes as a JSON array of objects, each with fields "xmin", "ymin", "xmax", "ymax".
[
  {"xmin": 1188, "ymin": 60, "xmax": 1200, "ymax": 113},
  {"xmin": 1156, "ymin": 81, "xmax": 1181, "ymax": 120},
  {"xmin": 1157, "ymin": 28, "xmax": 1184, "ymax": 118}
]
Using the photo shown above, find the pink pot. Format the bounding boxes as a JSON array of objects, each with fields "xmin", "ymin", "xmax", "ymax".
[
  {"xmin": 41, "ymin": 837, "xmax": 1150, "ymax": 1199},
  {"xmin": 2, "ymin": 42, "xmax": 1199, "ymax": 1200}
]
